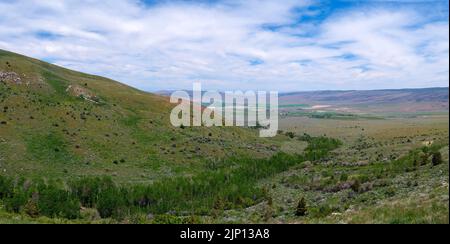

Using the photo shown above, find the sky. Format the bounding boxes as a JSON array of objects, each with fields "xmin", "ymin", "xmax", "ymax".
[{"xmin": 0, "ymin": 0, "xmax": 448, "ymax": 92}]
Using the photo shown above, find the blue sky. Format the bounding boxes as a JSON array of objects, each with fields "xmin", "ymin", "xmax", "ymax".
[{"xmin": 0, "ymin": 0, "xmax": 448, "ymax": 91}]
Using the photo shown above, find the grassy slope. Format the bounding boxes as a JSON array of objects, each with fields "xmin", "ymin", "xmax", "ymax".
[
  {"xmin": 0, "ymin": 49, "xmax": 279, "ymax": 183},
  {"xmin": 0, "ymin": 49, "xmax": 447, "ymax": 224},
  {"xmin": 210, "ymin": 145, "xmax": 448, "ymax": 224}
]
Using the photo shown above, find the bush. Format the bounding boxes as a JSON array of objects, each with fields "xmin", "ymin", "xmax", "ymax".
[
  {"xmin": 80, "ymin": 208, "xmax": 101, "ymax": 221},
  {"xmin": 37, "ymin": 184, "xmax": 81, "ymax": 219},
  {"xmin": 339, "ymin": 173, "xmax": 348, "ymax": 182},
  {"xmin": 295, "ymin": 197, "xmax": 307, "ymax": 216},
  {"xmin": 151, "ymin": 214, "xmax": 191, "ymax": 224},
  {"xmin": 0, "ymin": 175, "xmax": 13, "ymax": 198},
  {"xmin": 285, "ymin": 132, "xmax": 295, "ymax": 139},
  {"xmin": 263, "ymin": 203, "xmax": 274, "ymax": 221},
  {"xmin": 431, "ymin": 152, "xmax": 443, "ymax": 166},
  {"xmin": 69, "ymin": 177, "xmax": 114, "ymax": 208},
  {"xmin": 351, "ymin": 179, "xmax": 361, "ymax": 193},
  {"xmin": 213, "ymin": 197, "xmax": 226, "ymax": 210},
  {"xmin": 96, "ymin": 187, "xmax": 127, "ymax": 219},
  {"xmin": 24, "ymin": 194, "xmax": 39, "ymax": 218},
  {"xmin": 303, "ymin": 136, "xmax": 342, "ymax": 161},
  {"xmin": 3, "ymin": 189, "xmax": 28, "ymax": 213},
  {"xmin": 418, "ymin": 152, "xmax": 430, "ymax": 166},
  {"xmin": 385, "ymin": 187, "xmax": 396, "ymax": 197},
  {"xmin": 311, "ymin": 204, "xmax": 335, "ymax": 218}
]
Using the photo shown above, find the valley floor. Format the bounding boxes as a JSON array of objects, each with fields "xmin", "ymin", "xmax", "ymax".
[{"xmin": 0, "ymin": 114, "xmax": 448, "ymax": 224}]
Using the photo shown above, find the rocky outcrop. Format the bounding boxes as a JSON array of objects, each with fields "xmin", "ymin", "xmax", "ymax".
[
  {"xmin": 0, "ymin": 71, "xmax": 22, "ymax": 84},
  {"xmin": 66, "ymin": 85, "xmax": 100, "ymax": 103}
]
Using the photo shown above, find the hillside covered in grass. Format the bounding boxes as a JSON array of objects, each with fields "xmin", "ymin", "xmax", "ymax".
[
  {"xmin": 0, "ymin": 49, "xmax": 279, "ymax": 182},
  {"xmin": 0, "ymin": 49, "xmax": 447, "ymax": 224}
]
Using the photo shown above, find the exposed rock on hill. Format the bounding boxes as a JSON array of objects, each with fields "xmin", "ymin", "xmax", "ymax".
[
  {"xmin": 0, "ymin": 71, "xmax": 22, "ymax": 84},
  {"xmin": 66, "ymin": 84, "xmax": 100, "ymax": 103}
]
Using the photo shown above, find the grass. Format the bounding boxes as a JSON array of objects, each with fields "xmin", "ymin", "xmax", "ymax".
[
  {"xmin": 0, "ymin": 136, "xmax": 342, "ymax": 221},
  {"xmin": 25, "ymin": 132, "xmax": 79, "ymax": 164},
  {"xmin": 0, "ymin": 48, "xmax": 448, "ymax": 224},
  {"xmin": 203, "ymin": 116, "xmax": 449, "ymax": 224},
  {"xmin": 41, "ymin": 71, "xmax": 70, "ymax": 96},
  {"xmin": 283, "ymin": 110, "xmax": 383, "ymax": 120},
  {"xmin": 0, "ymin": 48, "xmax": 280, "ymax": 183},
  {"xmin": 347, "ymin": 197, "xmax": 449, "ymax": 224},
  {"xmin": 214, "ymin": 141, "xmax": 448, "ymax": 224}
]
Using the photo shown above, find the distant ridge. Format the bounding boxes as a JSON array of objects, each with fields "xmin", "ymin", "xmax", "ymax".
[{"xmin": 278, "ymin": 87, "xmax": 448, "ymax": 113}]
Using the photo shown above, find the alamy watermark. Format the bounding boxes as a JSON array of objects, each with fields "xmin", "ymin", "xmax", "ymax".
[{"xmin": 170, "ymin": 83, "xmax": 278, "ymax": 137}]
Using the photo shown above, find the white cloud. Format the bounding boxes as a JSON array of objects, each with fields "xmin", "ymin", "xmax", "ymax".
[{"xmin": 0, "ymin": 0, "xmax": 448, "ymax": 91}]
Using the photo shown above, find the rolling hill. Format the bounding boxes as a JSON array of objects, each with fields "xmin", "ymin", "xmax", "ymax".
[{"xmin": 0, "ymin": 49, "xmax": 277, "ymax": 182}]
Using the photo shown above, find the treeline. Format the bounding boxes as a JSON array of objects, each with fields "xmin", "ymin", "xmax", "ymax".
[
  {"xmin": 0, "ymin": 135, "xmax": 342, "ymax": 220},
  {"xmin": 0, "ymin": 177, "xmax": 81, "ymax": 219}
]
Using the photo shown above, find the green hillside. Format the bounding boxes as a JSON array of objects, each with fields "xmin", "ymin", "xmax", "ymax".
[
  {"xmin": 0, "ymin": 49, "xmax": 447, "ymax": 224},
  {"xmin": 0, "ymin": 49, "xmax": 278, "ymax": 182}
]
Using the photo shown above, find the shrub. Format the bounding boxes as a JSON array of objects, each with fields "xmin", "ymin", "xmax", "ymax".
[
  {"xmin": 267, "ymin": 196, "xmax": 273, "ymax": 207},
  {"xmin": 311, "ymin": 204, "xmax": 335, "ymax": 218},
  {"xmin": 295, "ymin": 197, "xmax": 307, "ymax": 216},
  {"xmin": 264, "ymin": 203, "xmax": 274, "ymax": 221},
  {"xmin": 321, "ymin": 170, "xmax": 332, "ymax": 178},
  {"xmin": 418, "ymin": 152, "xmax": 430, "ymax": 166},
  {"xmin": 264, "ymin": 195, "xmax": 274, "ymax": 221},
  {"xmin": 351, "ymin": 179, "xmax": 361, "ymax": 193},
  {"xmin": 385, "ymin": 187, "xmax": 396, "ymax": 197},
  {"xmin": 69, "ymin": 177, "xmax": 114, "ymax": 208},
  {"xmin": 24, "ymin": 195, "xmax": 39, "ymax": 218},
  {"xmin": 298, "ymin": 133, "xmax": 312, "ymax": 141},
  {"xmin": 80, "ymin": 208, "xmax": 101, "ymax": 221},
  {"xmin": 213, "ymin": 197, "xmax": 226, "ymax": 210},
  {"xmin": 0, "ymin": 175, "xmax": 13, "ymax": 198},
  {"xmin": 431, "ymin": 152, "xmax": 443, "ymax": 166},
  {"xmin": 37, "ymin": 184, "xmax": 81, "ymax": 219},
  {"xmin": 285, "ymin": 132, "xmax": 295, "ymax": 139},
  {"xmin": 303, "ymin": 136, "xmax": 342, "ymax": 161},
  {"xmin": 96, "ymin": 187, "xmax": 127, "ymax": 219},
  {"xmin": 151, "ymin": 214, "xmax": 190, "ymax": 224},
  {"xmin": 3, "ymin": 188, "xmax": 28, "ymax": 213}
]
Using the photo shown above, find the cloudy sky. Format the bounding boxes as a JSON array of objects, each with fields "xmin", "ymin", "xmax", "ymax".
[{"xmin": 0, "ymin": 0, "xmax": 448, "ymax": 91}]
